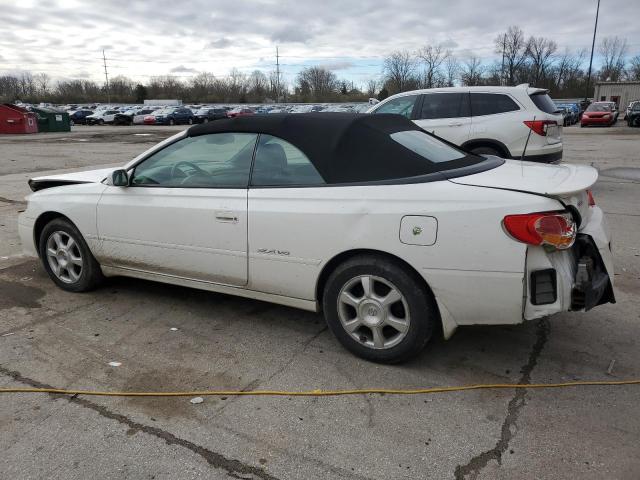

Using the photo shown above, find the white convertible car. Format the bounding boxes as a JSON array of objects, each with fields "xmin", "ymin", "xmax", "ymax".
[{"xmin": 19, "ymin": 114, "xmax": 615, "ymax": 362}]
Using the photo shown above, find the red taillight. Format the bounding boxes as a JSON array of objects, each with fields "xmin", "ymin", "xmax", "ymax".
[
  {"xmin": 523, "ymin": 119, "xmax": 557, "ymax": 136},
  {"xmin": 587, "ymin": 189, "xmax": 596, "ymax": 206},
  {"xmin": 503, "ymin": 212, "xmax": 576, "ymax": 249}
]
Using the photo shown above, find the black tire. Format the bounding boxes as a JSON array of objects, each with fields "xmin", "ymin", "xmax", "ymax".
[
  {"xmin": 470, "ymin": 146, "xmax": 503, "ymax": 158},
  {"xmin": 168, "ymin": 118, "xmax": 175, "ymax": 126},
  {"xmin": 188, "ymin": 117, "xmax": 193, "ymax": 125},
  {"xmin": 98, "ymin": 119, "xmax": 104, "ymax": 125},
  {"xmin": 38, "ymin": 218, "xmax": 103, "ymax": 292},
  {"xmin": 322, "ymin": 255, "xmax": 437, "ymax": 363}
]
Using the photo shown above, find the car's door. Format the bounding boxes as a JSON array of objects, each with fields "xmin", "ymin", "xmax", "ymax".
[
  {"xmin": 96, "ymin": 132, "xmax": 258, "ymax": 286},
  {"xmin": 412, "ymin": 92, "xmax": 472, "ymax": 145},
  {"xmin": 247, "ymin": 134, "xmax": 328, "ymax": 299},
  {"xmin": 469, "ymin": 92, "xmax": 522, "ymax": 147}
]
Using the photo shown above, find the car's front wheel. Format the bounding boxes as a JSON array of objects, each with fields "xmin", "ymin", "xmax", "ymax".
[
  {"xmin": 39, "ymin": 218, "xmax": 103, "ymax": 292},
  {"xmin": 323, "ymin": 255, "xmax": 436, "ymax": 363}
]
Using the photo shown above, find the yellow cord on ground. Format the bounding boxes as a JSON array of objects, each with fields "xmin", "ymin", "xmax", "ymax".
[{"xmin": 1, "ymin": 379, "xmax": 639, "ymax": 397}]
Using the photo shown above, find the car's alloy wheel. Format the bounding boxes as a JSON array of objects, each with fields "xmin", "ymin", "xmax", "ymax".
[
  {"xmin": 169, "ymin": 119, "xmax": 175, "ymax": 126},
  {"xmin": 323, "ymin": 255, "xmax": 436, "ymax": 363},
  {"xmin": 45, "ymin": 231, "xmax": 83, "ymax": 283},
  {"xmin": 188, "ymin": 118, "xmax": 193, "ymax": 125},
  {"xmin": 39, "ymin": 218, "xmax": 103, "ymax": 292},
  {"xmin": 337, "ymin": 275, "xmax": 410, "ymax": 349}
]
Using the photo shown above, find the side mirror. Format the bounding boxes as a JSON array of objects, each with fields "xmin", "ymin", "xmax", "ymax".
[{"xmin": 111, "ymin": 169, "xmax": 129, "ymax": 187}]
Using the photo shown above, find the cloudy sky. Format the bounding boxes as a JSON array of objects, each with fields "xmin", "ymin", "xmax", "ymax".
[{"xmin": 1, "ymin": 0, "xmax": 638, "ymax": 86}]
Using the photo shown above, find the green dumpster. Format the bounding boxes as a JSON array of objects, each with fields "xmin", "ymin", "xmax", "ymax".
[{"xmin": 31, "ymin": 107, "xmax": 71, "ymax": 132}]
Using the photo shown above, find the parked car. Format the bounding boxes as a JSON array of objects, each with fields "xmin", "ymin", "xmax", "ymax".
[
  {"xmin": 19, "ymin": 113, "xmax": 614, "ymax": 363},
  {"xmin": 626, "ymin": 102, "xmax": 640, "ymax": 127},
  {"xmin": 193, "ymin": 107, "xmax": 228, "ymax": 123},
  {"xmin": 227, "ymin": 107, "xmax": 255, "ymax": 118},
  {"xmin": 555, "ymin": 103, "xmax": 579, "ymax": 125},
  {"xmin": 68, "ymin": 110, "xmax": 94, "ymax": 125},
  {"xmin": 625, "ymin": 100, "xmax": 639, "ymax": 119},
  {"xmin": 113, "ymin": 109, "xmax": 141, "ymax": 126},
  {"xmin": 133, "ymin": 109, "xmax": 157, "ymax": 125},
  {"xmin": 85, "ymin": 110, "xmax": 119, "ymax": 125},
  {"xmin": 368, "ymin": 85, "xmax": 563, "ymax": 163},
  {"xmin": 580, "ymin": 102, "xmax": 616, "ymax": 127},
  {"xmin": 150, "ymin": 107, "xmax": 194, "ymax": 125}
]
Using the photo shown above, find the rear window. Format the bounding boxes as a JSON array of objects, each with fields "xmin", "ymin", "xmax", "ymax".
[
  {"xmin": 470, "ymin": 93, "xmax": 520, "ymax": 116},
  {"xmin": 390, "ymin": 130, "xmax": 467, "ymax": 163},
  {"xmin": 530, "ymin": 93, "xmax": 560, "ymax": 114}
]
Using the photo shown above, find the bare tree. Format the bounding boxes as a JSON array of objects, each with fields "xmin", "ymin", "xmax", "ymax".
[
  {"xmin": 366, "ymin": 78, "xmax": 379, "ymax": 97},
  {"xmin": 444, "ymin": 55, "xmax": 459, "ymax": 87},
  {"xmin": 190, "ymin": 72, "xmax": 217, "ymax": 102},
  {"xmin": 34, "ymin": 73, "xmax": 50, "ymax": 98},
  {"xmin": 495, "ymin": 26, "xmax": 529, "ymax": 85},
  {"xmin": 553, "ymin": 48, "xmax": 585, "ymax": 90},
  {"xmin": 629, "ymin": 55, "xmax": 640, "ymax": 81},
  {"xmin": 417, "ymin": 43, "xmax": 450, "ymax": 88},
  {"xmin": 459, "ymin": 55, "xmax": 485, "ymax": 86},
  {"xmin": 526, "ymin": 36, "xmax": 557, "ymax": 84},
  {"xmin": 382, "ymin": 50, "xmax": 417, "ymax": 93},
  {"xmin": 296, "ymin": 66, "xmax": 338, "ymax": 102},
  {"xmin": 599, "ymin": 36, "xmax": 628, "ymax": 81}
]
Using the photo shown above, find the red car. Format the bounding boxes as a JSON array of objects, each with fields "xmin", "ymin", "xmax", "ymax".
[
  {"xmin": 142, "ymin": 114, "xmax": 157, "ymax": 125},
  {"xmin": 227, "ymin": 107, "xmax": 254, "ymax": 118},
  {"xmin": 580, "ymin": 102, "xmax": 616, "ymax": 127}
]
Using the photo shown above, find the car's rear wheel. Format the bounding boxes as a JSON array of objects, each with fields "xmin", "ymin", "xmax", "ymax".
[
  {"xmin": 98, "ymin": 119, "xmax": 104, "ymax": 125},
  {"xmin": 470, "ymin": 146, "xmax": 502, "ymax": 158},
  {"xmin": 188, "ymin": 118, "xmax": 193, "ymax": 125},
  {"xmin": 39, "ymin": 218, "xmax": 103, "ymax": 292},
  {"xmin": 169, "ymin": 119, "xmax": 175, "ymax": 126},
  {"xmin": 322, "ymin": 255, "xmax": 436, "ymax": 363}
]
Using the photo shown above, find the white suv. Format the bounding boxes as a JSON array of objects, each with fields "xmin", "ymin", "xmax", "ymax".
[{"xmin": 368, "ymin": 85, "xmax": 563, "ymax": 163}]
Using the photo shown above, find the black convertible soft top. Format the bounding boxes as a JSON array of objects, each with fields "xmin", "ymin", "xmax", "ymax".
[{"xmin": 187, "ymin": 113, "xmax": 497, "ymax": 184}]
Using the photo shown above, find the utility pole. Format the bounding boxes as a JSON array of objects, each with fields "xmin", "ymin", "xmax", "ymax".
[
  {"xmin": 585, "ymin": 0, "xmax": 600, "ymax": 102},
  {"xmin": 275, "ymin": 46, "xmax": 281, "ymax": 103},
  {"xmin": 102, "ymin": 49, "xmax": 111, "ymax": 104}
]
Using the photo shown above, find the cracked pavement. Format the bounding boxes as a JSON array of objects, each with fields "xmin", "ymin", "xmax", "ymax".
[{"xmin": 1, "ymin": 125, "xmax": 639, "ymax": 479}]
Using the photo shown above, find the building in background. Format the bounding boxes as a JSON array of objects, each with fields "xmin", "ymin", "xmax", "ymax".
[{"xmin": 594, "ymin": 81, "xmax": 640, "ymax": 114}]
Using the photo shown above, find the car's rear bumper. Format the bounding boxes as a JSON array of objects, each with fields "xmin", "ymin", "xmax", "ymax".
[
  {"xmin": 524, "ymin": 205, "xmax": 614, "ymax": 320},
  {"xmin": 513, "ymin": 150, "xmax": 563, "ymax": 163}
]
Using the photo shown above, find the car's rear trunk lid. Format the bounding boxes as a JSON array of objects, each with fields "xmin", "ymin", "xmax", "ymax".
[{"xmin": 450, "ymin": 159, "xmax": 597, "ymax": 221}]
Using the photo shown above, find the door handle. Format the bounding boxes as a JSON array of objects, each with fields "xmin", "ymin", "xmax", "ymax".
[
  {"xmin": 448, "ymin": 121, "xmax": 463, "ymax": 126},
  {"xmin": 215, "ymin": 211, "xmax": 238, "ymax": 223}
]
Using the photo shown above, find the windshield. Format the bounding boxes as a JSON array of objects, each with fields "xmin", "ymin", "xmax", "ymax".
[{"xmin": 586, "ymin": 104, "xmax": 610, "ymax": 112}]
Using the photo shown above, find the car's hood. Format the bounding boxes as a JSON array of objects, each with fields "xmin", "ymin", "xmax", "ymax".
[
  {"xmin": 450, "ymin": 159, "xmax": 598, "ymax": 196},
  {"xmin": 28, "ymin": 167, "xmax": 114, "ymax": 192}
]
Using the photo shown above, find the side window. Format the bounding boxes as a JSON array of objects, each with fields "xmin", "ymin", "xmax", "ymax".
[
  {"xmin": 419, "ymin": 93, "xmax": 470, "ymax": 119},
  {"xmin": 251, "ymin": 134, "xmax": 325, "ymax": 186},
  {"xmin": 470, "ymin": 93, "xmax": 520, "ymax": 116},
  {"xmin": 373, "ymin": 95, "xmax": 418, "ymax": 118},
  {"xmin": 131, "ymin": 133, "xmax": 258, "ymax": 188}
]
